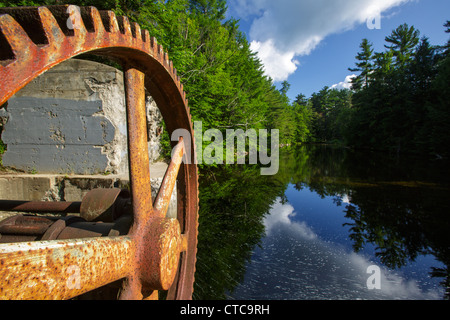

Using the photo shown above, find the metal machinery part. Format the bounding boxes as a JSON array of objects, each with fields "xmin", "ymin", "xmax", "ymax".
[{"xmin": 0, "ymin": 5, "xmax": 199, "ymax": 300}]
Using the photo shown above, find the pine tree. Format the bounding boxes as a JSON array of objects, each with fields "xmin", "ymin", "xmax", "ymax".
[
  {"xmin": 348, "ymin": 38, "xmax": 374, "ymax": 90},
  {"xmin": 384, "ymin": 23, "xmax": 420, "ymax": 68}
]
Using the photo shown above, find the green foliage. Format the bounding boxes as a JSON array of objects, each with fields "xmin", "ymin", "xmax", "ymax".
[
  {"xmin": 384, "ymin": 23, "xmax": 420, "ymax": 68},
  {"xmin": 302, "ymin": 21, "xmax": 450, "ymax": 159},
  {"xmin": 309, "ymin": 87, "xmax": 353, "ymax": 143},
  {"xmin": 344, "ymin": 22, "xmax": 449, "ymax": 157},
  {"xmin": 0, "ymin": 0, "xmax": 302, "ymax": 156},
  {"xmin": 349, "ymin": 38, "xmax": 374, "ymax": 90}
]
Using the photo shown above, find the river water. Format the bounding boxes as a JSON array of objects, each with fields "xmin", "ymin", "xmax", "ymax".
[{"xmin": 193, "ymin": 144, "xmax": 450, "ymax": 300}]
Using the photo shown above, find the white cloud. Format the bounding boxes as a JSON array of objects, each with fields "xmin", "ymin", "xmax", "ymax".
[
  {"xmin": 264, "ymin": 199, "xmax": 316, "ymax": 240},
  {"xmin": 331, "ymin": 74, "xmax": 357, "ymax": 90},
  {"xmin": 229, "ymin": 0, "xmax": 411, "ymax": 81},
  {"xmin": 249, "ymin": 40, "xmax": 299, "ymax": 82}
]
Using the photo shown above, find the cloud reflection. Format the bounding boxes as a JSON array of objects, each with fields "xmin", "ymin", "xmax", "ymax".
[
  {"xmin": 242, "ymin": 198, "xmax": 442, "ymax": 300},
  {"xmin": 263, "ymin": 200, "xmax": 316, "ymax": 240}
]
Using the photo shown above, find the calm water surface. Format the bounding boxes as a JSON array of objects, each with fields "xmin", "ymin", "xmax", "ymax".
[{"xmin": 193, "ymin": 145, "xmax": 450, "ymax": 300}]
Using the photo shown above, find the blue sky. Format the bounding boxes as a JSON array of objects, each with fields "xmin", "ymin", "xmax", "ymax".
[{"xmin": 226, "ymin": 0, "xmax": 450, "ymax": 102}]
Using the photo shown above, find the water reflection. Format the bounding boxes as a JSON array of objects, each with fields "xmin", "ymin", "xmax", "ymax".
[
  {"xmin": 193, "ymin": 145, "xmax": 450, "ymax": 300},
  {"xmin": 232, "ymin": 198, "xmax": 441, "ymax": 300}
]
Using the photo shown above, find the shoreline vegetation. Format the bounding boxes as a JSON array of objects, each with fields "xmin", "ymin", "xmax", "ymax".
[{"xmin": 0, "ymin": 1, "xmax": 449, "ymax": 164}]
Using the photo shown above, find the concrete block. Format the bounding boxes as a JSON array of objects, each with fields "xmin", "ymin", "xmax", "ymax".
[
  {"xmin": 1, "ymin": 59, "xmax": 164, "ymax": 175},
  {"xmin": 0, "ymin": 175, "xmax": 53, "ymax": 201}
]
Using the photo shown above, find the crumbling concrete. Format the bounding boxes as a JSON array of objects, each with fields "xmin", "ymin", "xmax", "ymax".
[{"xmin": 0, "ymin": 58, "xmax": 164, "ymax": 175}]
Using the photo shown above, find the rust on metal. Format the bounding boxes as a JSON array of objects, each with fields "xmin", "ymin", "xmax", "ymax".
[
  {"xmin": 0, "ymin": 215, "xmax": 55, "ymax": 235},
  {"xmin": 137, "ymin": 217, "xmax": 182, "ymax": 290},
  {"xmin": 0, "ymin": 213, "xmax": 133, "ymax": 243},
  {"xmin": 124, "ymin": 66, "xmax": 153, "ymax": 228},
  {"xmin": 0, "ymin": 4, "xmax": 199, "ymax": 300},
  {"xmin": 0, "ymin": 236, "xmax": 134, "ymax": 300},
  {"xmin": 0, "ymin": 200, "xmax": 81, "ymax": 213},
  {"xmin": 40, "ymin": 216, "xmax": 85, "ymax": 241},
  {"xmin": 80, "ymin": 188, "xmax": 131, "ymax": 222},
  {"xmin": 153, "ymin": 137, "xmax": 184, "ymax": 218}
]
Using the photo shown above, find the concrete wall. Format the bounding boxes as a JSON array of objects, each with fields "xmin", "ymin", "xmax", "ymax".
[
  {"xmin": 0, "ymin": 59, "xmax": 164, "ymax": 175},
  {"xmin": 0, "ymin": 59, "xmax": 177, "ymax": 221}
]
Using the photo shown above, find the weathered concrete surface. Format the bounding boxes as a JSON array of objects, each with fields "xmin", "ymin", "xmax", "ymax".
[
  {"xmin": 0, "ymin": 162, "xmax": 177, "ymax": 219},
  {"xmin": 0, "ymin": 59, "xmax": 164, "ymax": 175},
  {"xmin": 2, "ymin": 97, "xmax": 114, "ymax": 174},
  {"xmin": 0, "ymin": 175, "xmax": 54, "ymax": 201}
]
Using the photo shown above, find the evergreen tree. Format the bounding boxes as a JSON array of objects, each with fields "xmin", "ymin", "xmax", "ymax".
[
  {"xmin": 349, "ymin": 38, "xmax": 374, "ymax": 90},
  {"xmin": 384, "ymin": 23, "xmax": 420, "ymax": 68}
]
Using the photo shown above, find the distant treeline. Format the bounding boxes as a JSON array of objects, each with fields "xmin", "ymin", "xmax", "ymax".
[{"xmin": 291, "ymin": 22, "xmax": 450, "ymax": 158}]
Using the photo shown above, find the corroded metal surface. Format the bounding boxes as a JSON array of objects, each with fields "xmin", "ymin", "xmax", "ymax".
[
  {"xmin": 124, "ymin": 67, "xmax": 153, "ymax": 228},
  {"xmin": 80, "ymin": 188, "xmax": 131, "ymax": 222},
  {"xmin": 0, "ymin": 200, "xmax": 81, "ymax": 214},
  {"xmin": 154, "ymin": 138, "xmax": 185, "ymax": 218},
  {"xmin": 0, "ymin": 236, "xmax": 134, "ymax": 299},
  {"xmin": 0, "ymin": 5, "xmax": 198, "ymax": 300}
]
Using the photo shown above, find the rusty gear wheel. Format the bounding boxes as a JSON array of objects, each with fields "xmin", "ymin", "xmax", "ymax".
[{"xmin": 0, "ymin": 5, "xmax": 198, "ymax": 300}]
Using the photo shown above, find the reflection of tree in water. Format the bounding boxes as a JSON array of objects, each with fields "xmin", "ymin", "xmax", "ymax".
[
  {"xmin": 193, "ymin": 145, "xmax": 450, "ymax": 299},
  {"xmin": 343, "ymin": 186, "xmax": 450, "ymax": 299},
  {"xmin": 288, "ymin": 145, "xmax": 450, "ymax": 300},
  {"xmin": 193, "ymin": 165, "xmax": 288, "ymax": 299}
]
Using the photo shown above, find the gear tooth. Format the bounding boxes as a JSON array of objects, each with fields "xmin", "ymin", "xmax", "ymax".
[
  {"xmin": 0, "ymin": 14, "xmax": 36, "ymax": 59},
  {"xmin": 143, "ymin": 29, "xmax": 150, "ymax": 43},
  {"xmin": 37, "ymin": 7, "xmax": 65, "ymax": 44},
  {"xmin": 163, "ymin": 51, "xmax": 169, "ymax": 67},
  {"xmin": 173, "ymin": 67, "xmax": 177, "ymax": 79},
  {"xmin": 133, "ymin": 22, "xmax": 142, "ymax": 41},
  {"xmin": 105, "ymin": 10, "xmax": 120, "ymax": 33},
  {"xmin": 142, "ymin": 29, "xmax": 151, "ymax": 52},
  {"xmin": 168, "ymin": 59, "xmax": 173, "ymax": 73},
  {"xmin": 151, "ymin": 37, "xmax": 158, "ymax": 57},
  {"xmin": 141, "ymin": 28, "xmax": 148, "ymax": 43},
  {"xmin": 150, "ymin": 36, "xmax": 157, "ymax": 49},
  {"xmin": 87, "ymin": 6, "xmax": 106, "ymax": 34},
  {"xmin": 0, "ymin": 7, "xmax": 49, "ymax": 46},
  {"xmin": 120, "ymin": 15, "xmax": 132, "ymax": 37},
  {"xmin": 157, "ymin": 44, "xmax": 163, "ymax": 61}
]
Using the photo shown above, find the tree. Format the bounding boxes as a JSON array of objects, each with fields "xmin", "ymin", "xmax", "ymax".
[
  {"xmin": 349, "ymin": 38, "xmax": 374, "ymax": 90},
  {"xmin": 384, "ymin": 23, "xmax": 420, "ymax": 68},
  {"xmin": 309, "ymin": 87, "xmax": 352, "ymax": 143},
  {"xmin": 444, "ymin": 20, "xmax": 450, "ymax": 53},
  {"xmin": 279, "ymin": 81, "xmax": 291, "ymax": 97},
  {"xmin": 189, "ymin": 0, "xmax": 227, "ymax": 20},
  {"xmin": 426, "ymin": 26, "xmax": 450, "ymax": 158},
  {"xmin": 294, "ymin": 93, "xmax": 308, "ymax": 106},
  {"xmin": 292, "ymin": 96, "xmax": 314, "ymax": 144}
]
